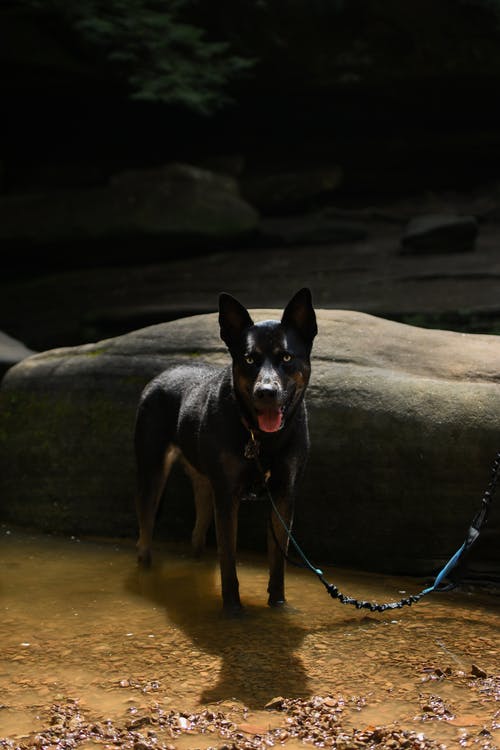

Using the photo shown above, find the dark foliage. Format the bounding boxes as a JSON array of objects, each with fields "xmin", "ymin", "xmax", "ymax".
[{"xmin": 20, "ymin": 0, "xmax": 255, "ymax": 114}]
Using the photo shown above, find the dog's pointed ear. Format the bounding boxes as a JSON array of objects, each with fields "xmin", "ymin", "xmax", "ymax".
[
  {"xmin": 219, "ymin": 293, "xmax": 254, "ymax": 349},
  {"xmin": 281, "ymin": 288, "xmax": 317, "ymax": 345}
]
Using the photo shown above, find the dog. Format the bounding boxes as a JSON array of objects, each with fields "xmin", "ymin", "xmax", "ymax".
[{"xmin": 134, "ymin": 288, "xmax": 317, "ymax": 610}]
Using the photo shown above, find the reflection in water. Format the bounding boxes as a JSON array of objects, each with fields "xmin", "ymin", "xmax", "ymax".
[{"xmin": 0, "ymin": 528, "xmax": 499, "ymax": 744}]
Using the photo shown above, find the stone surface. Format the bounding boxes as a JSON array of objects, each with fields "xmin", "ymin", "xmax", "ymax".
[
  {"xmin": 401, "ymin": 214, "xmax": 478, "ymax": 254},
  {"xmin": 0, "ymin": 330, "xmax": 35, "ymax": 379},
  {"xmin": 241, "ymin": 166, "xmax": 343, "ymax": 215},
  {"xmin": 0, "ymin": 310, "xmax": 499, "ymax": 578},
  {"xmin": 258, "ymin": 212, "xmax": 367, "ymax": 246},
  {"xmin": 3, "ymin": 216, "xmax": 500, "ymax": 353},
  {"xmin": 0, "ymin": 162, "xmax": 259, "ymax": 251}
]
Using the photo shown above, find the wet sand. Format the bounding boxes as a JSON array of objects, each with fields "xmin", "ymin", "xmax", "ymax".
[{"xmin": 0, "ymin": 527, "xmax": 498, "ymax": 748}]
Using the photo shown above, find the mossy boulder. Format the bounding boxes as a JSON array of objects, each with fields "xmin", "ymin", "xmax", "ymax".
[
  {"xmin": 1, "ymin": 310, "xmax": 499, "ymax": 578},
  {"xmin": 0, "ymin": 163, "xmax": 259, "ymax": 257}
]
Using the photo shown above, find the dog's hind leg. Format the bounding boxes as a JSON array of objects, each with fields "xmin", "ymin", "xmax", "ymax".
[
  {"xmin": 179, "ymin": 456, "xmax": 214, "ymax": 557},
  {"xmin": 135, "ymin": 386, "xmax": 181, "ymax": 569},
  {"xmin": 136, "ymin": 443, "xmax": 179, "ymax": 567},
  {"xmin": 192, "ymin": 479, "xmax": 214, "ymax": 557},
  {"xmin": 191, "ymin": 482, "xmax": 214, "ymax": 557},
  {"xmin": 135, "ymin": 384, "xmax": 182, "ymax": 567}
]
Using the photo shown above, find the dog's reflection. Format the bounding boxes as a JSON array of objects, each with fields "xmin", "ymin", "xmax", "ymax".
[{"xmin": 126, "ymin": 554, "xmax": 310, "ymax": 708}]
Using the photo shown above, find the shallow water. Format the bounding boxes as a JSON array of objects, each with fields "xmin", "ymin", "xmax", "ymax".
[{"xmin": 0, "ymin": 527, "xmax": 498, "ymax": 748}]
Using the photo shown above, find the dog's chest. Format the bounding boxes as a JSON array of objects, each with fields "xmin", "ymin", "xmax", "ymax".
[{"xmin": 240, "ymin": 469, "xmax": 270, "ymax": 502}]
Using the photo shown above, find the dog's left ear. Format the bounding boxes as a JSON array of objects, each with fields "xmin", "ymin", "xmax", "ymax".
[
  {"xmin": 281, "ymin": 288, "xmax": 318, "ymax": 345},
  {"xmin": 219, "ymin": 293, "xmax": 254, "ymax": 350}
]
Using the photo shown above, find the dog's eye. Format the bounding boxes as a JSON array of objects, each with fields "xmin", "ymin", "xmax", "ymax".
[
  {"xmin": 244, "ymin": 355, "xmax": 254, "ymax": 365},
  {"xmin": 282, "ymin": 353, "xmax": 293, "ymax": 363}
]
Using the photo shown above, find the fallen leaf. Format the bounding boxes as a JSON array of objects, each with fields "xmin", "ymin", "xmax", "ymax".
[
  {"xmin": 471, "ymin": 664, "xmax": 488, "ymax": 679},
  {"xmin": 323, "ymin": 697, "xmax": 339, "ymax": 708},
  {"xmin": 240, "ymin": 723, "xmax": 268, "ymax": 735},
  {"xmin": 265, "ymin": 696, "xmax": 284, "ymax": 710},
  {"xmin": 448, "ymin": 715, "xmax": 484, "ymax": 727}
]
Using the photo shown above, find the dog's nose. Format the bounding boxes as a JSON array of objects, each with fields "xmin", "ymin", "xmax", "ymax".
[{"xmin": 254, "ymin": 382, "xmax": 280, "ymax": 401}]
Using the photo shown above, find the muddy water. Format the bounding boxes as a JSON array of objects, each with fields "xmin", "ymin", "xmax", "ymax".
[{"xmin": 0, "ymin": 527, "xmax": 499, "ymax": 748}]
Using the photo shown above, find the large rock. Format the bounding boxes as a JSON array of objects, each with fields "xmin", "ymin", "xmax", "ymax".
[
  {"xmin": 0, "ymin": 330, "xmax": 35, "ymax": 379},
  {"xmin": 0, "ymin": 311, "xmax": 499, "ymax": 579},
  {"xmin": 0, "ymin": 163, "xmax": 259, "ymax": 254},
  {"xmin": 241, "ymin": 166, "xmax": 343, "ymax": 215},
  {"xmin": 401, "ymin": 214, "xmax": 478, "ymax": 254}
]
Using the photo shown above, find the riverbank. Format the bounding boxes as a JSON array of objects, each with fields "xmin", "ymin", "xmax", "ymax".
[{"xmin": 1, "ymin": 527, "xmax": 498, "ymax": 748}]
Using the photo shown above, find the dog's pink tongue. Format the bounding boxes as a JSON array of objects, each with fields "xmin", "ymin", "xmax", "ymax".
[{"xmin": 257, "ymin": 409, "xmax": 283, "ymax": 433}]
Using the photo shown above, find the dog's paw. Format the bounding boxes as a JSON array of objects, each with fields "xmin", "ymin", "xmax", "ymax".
[{"xmin": 268, "ymin": 597, "xmax": 286, "ymax": 608}]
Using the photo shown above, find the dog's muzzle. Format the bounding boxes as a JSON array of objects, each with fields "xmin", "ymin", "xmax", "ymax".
[{"xmin": 253, "ymin": 382, "xmax": 285, "ymax": 433}]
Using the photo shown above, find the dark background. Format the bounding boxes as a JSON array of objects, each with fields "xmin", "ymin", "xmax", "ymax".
[
  {"xmin": 2, "ymin": 0, "xmax": 500, "ymax": 351},
  {"xmin": 4, "ymin": 0, "xmax": 500, "ymax": 193}
]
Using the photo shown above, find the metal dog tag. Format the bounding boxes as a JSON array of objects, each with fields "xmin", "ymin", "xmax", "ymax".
[{"xmin": 244, "ymin": 436, "xmax": 260, "ymax": 459}]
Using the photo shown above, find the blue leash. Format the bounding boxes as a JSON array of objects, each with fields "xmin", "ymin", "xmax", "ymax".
[{"xmin": 253, "ymin": 439, "xmax": 499, "ymax": 612}]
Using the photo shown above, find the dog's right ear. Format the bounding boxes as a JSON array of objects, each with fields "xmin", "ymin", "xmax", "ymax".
[{"xmin": 219, "ymin": 293, "xmax": 254, "ymax": 350}]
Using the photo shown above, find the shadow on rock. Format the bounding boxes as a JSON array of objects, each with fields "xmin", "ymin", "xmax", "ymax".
[{"xmin": 125, "ymin": 556, "xmax": 311, "ymax": 708}]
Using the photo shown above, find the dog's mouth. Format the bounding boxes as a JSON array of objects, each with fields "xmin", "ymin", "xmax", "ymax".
[{"xmin": 256, "ymin": 406, "xmax": 284, "ymax": 433}]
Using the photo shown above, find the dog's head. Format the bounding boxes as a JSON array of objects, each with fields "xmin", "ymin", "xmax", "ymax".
[{"xmin": 219, "ymin": 288, "xmax": 317, "ymax": 433}]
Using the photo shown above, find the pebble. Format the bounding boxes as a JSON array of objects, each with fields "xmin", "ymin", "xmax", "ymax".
[{"xmin": 0, "ymin": 695, "xmax": 450, "ymax": 750}]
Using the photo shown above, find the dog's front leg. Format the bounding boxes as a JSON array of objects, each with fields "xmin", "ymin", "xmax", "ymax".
[
  {"xmin": 267, "ymin": 490, "xmax": 294, "ymax": 607},
  {"xmin": 214, "ymin": 494, "xmax": 241, "ymax": 610}
]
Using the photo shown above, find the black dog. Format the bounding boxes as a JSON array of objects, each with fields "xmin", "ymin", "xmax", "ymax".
[{"xmin": 134, "ymin": 288, "xmax": 317, "ymax": 610}]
